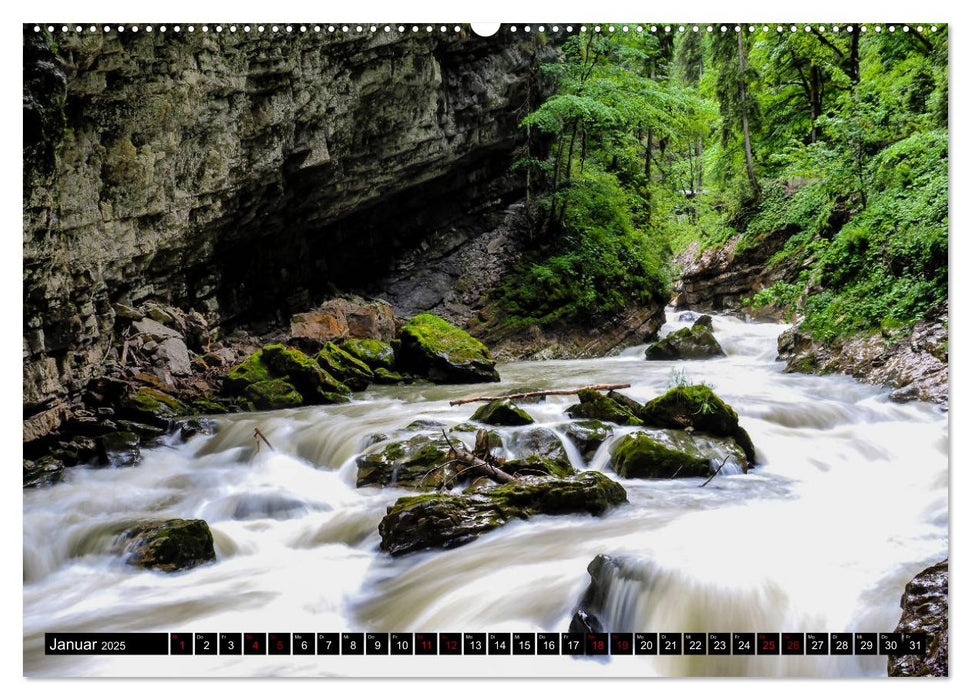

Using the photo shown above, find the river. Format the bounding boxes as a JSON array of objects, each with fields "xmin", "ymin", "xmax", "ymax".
[{"xmin": 22, "ymin": 311, "xmax": 948, "ymax": 677}]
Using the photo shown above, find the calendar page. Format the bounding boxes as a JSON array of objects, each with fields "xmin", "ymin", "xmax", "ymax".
[{"xmin": 22, "ymin": 19, "xmax": 948, "ymax": 679}]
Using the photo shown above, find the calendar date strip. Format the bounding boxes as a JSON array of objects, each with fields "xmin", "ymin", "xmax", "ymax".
[{"xmin": 45, "ymin": 632, "xmax": 928, "ymax": 657}]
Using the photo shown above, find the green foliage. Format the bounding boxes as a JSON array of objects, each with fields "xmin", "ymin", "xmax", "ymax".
[{"xmin": 512, "ymin": 26, "xmax": 947, "ymax": 346}]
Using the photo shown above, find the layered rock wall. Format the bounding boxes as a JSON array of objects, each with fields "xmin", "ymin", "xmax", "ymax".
[{"xmin": 24, "ymin": 27, "xmax": 547, "ymax": 408}]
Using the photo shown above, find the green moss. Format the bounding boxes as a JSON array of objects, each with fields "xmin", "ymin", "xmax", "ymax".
[
  {"xmin": 401, "ymin": 314, "xmax": 492, "ymax": 363},
  {"xmin": 471, "ymin": 400, "xmax": 534, "ymax": 426},
  {"xmin": 640, "ymin": 385, "xmax": 756, "ymax": 462},
  {"xmin": 122, "ymin": 519, "xmax": 216, "ymax": 572},
  {"xmin": 223, "ymin": 351, "xmax": 271, "ymax": 393},
  {"xmin": 315, "ymin": 342, "xmax": 374, "ymax": 391},
  {"xmin": 340, "ymin": 338, "xmax": 397, "ymax": 371},
  {"xmin": 610, "ymin": 434, "xmax": 712, "ymax": 479},
  {"xmin": 566, "ymin": 390, "xmax": 642, "ymax": 426},
  {"xmin": 244, "ymin": 379, "xmax": 304, "ymax": 410},
  {"xmin": 190, "ymin": 398, "xmax": 230, "ymax": 415}
]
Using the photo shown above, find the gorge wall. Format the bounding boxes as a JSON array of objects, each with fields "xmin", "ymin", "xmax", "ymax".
[{"xmin": 24, "ymin": 27, "xmax": 551, "ymax": 410}]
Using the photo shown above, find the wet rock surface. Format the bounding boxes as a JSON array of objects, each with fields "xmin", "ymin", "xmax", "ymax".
[
  {"xmin": 569, "ymin": 554, "xmax": 644, "ymax": 634},
  {"xmin": 562, "ymin": 420, "xmax": 613, "ymax": 461},
  {"xmin": 356, "ymin": 434, "xmax": 458, "ymax": 491},
  {"xmin": 645, "ymin": 319, "xmax": 725, "ymax": 360},
  {"xmin": 378, "ymin": 472, "xmax": 628, "ymax": 556},
  {"xmin": 889, "ymin": 560, "xmax": 948, "ymax": 677}
]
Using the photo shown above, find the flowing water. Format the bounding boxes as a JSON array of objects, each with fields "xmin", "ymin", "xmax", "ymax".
[{"xmin": 22, "ymin": 312, "xmax": 948, "ymax": 677}]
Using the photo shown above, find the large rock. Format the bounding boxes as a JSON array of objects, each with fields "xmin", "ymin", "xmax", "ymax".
[
  {"xmin": 96, "ymin": 431, "xmax": 141, "ymax": 468},
  {"xmin": 610, "ymin": 433, "xmax": 713, "ymax": 479},
  {"xmin": 23, "ymin": 456, "xmax": 66, "ymax": 489},
  {"xmin": 645, "ymin": 321, "xmax": 725, "ymax": 360},
  {"xmin": 506, "ymin": 426, "xmax": 568, "ymax": 461},
  {"xmin": 356, "ymin": 434, "xmax": 458, "ymax": 490},
  {"xmin": 120, "ymin": 519, "xmax": 216, "ymax": 572},
  {"xmin": 889, "ymin": 560, "xmax": 948, "ymax": 677},
  {"xmin": 566, "ymin": 389, "xmax": 642, "ymax": 426},
  {"xmin": 471, "ymin": 400, "xmax": 533, "ymax": 426},
  {"xmin": 315, "ymin": 342, "xmax": 374, "ymax": 391},
  {"xmin": 223, "ymin": 346, "xmax": 350, "ymax": 408},
  {"xmin": 398, "ymin": 313, "xmax": 500, "ymax": 384},
  {"xmin": 340, "ymin": 338, "xmax": 397, "ymax": 371},
  {"xmin": 118, "ymin": 387, "xmax": 188, "ymax": 427},
  {"xmin": 290, "ymin": 298, "xmax": 397, "ymax": 347},
  {"xmin": 379, "ymin": 472, "xmax": 628, "ymax": 556},
  {"xmin": 640, "ymin": 385, "xmax": 756, "ymax": 463}
]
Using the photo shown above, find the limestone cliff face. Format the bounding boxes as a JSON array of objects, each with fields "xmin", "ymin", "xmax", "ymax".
[{"xmin": 24, "ymin": 27, "xmax": 547, "ymax": 407}]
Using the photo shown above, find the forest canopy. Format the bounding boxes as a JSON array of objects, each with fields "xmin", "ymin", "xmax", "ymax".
[{"xmin": 501, "ymin": 25, "xmax": 948, "ymax": 342}]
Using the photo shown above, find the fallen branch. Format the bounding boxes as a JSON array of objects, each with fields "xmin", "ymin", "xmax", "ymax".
[
  {"xmin": 448, "ymin": 383, "xmax": 632, "ymax": 407},
  {"xmin": 441, "ymin": 430, "xmax": 517, "ymax": 484},
  {"xmin": 699, "ymin": 455, "xmax": 732, "ymax": 488},
  {"xmin": 254, "ymin": 427, "xmax": 274, "ymax": 453}
]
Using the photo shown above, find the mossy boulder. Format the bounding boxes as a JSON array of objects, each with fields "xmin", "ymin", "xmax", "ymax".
[
  {"xmin": 121, "ymin": 519, "xmax": 216, "ymax": 572},
  {"xmin": 119, "ymin": 387, "xmax": 188, "ymax": 426},
  {"xmin": 397, "ymin": 313, "xmax": 500, "ymax": 384},
  {"xmin": 315, "ymin": 341, "xmax": 374, "ymax": 391},
  {"xmin": 340, "ymin": 338, "xmax": 397, "ymax": 371},
  {"xmin": 244, "ymin": 379, "xmax": 304, "ymax": 410},
  {"xmin": 566, "ymin": 390, "xmax": 642, "ymax": 426},
  {"xmin": 356, "ymin": 434, "xmax": 458, "ymax": 490},
  {"xmin": 263, "ymin": 343, "xmax": 352, "ymax": 396},
  {"xmin": 224, "ymin": 346, "xmax": 350, "ymax": 407},
  {"xmin": 609, "ymin": 434, "xmax": 713, "ymax": 479},
  {"xmin": 645, "ymin": 322, "xmax": 725, "ymax": 360},
  {"xmin": 378, "ymin": 471, "xmax": 627, "ymax": 556},
  {"xmin": 639, "ymin": 385, "xmax": 756, "ymax": 463},
  {"xmin": 562, "ymin": 420, "xmax": 614, "ymax": 461},
  {"xmin": 471, "ymin": 399, "xmax": 534, "ymax": 426}
]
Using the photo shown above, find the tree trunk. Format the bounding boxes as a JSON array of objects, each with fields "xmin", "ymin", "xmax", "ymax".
[
  {"xmin": 737, "ymin": 31, "xmax": 759, "ymax": 196},
  {"xmin": 809, "ymin": 65, "xmax": 823, "ymax": 143}
]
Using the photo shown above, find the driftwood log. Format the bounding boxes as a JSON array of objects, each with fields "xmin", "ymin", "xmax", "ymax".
[{"xmin": 448, "ymin": 384, "xmax": 631, "ymax": 407}]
